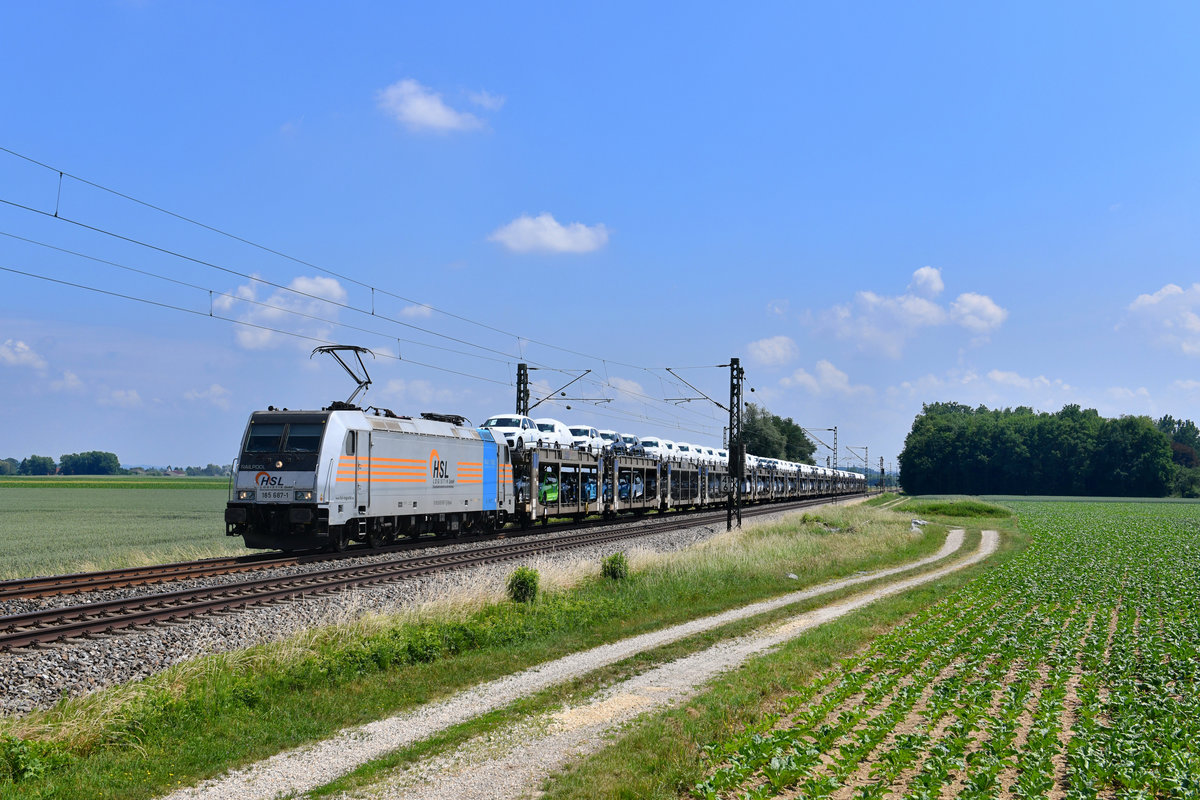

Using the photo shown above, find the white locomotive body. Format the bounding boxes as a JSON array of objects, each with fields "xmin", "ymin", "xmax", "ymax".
[{"xmin": 225, "ymin": 407, "xmax": 513, "ymax": 551}]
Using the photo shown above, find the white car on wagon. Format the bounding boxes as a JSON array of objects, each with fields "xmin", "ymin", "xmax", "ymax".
[
  {"xmin": 533, "ymin": 418, "xmax": 574, "ymax": 448},
  {"xmin": 479, "ymin": 414, "xmax": 542, "ymax": 450},
  {"xmin": 568, "ymin": 424, "xmax": 606, "ymax": 452}
]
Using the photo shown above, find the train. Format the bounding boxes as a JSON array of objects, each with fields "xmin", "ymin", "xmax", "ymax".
[{"xmin": 224, "ymin": 401, "xmax": 868, "ymax": 552}]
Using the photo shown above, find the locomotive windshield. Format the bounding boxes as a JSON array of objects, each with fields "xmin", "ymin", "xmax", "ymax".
[
  {"xmin": 245, "ymin": 423, "xmax": 286, "ymax": 453},
  {"xmin": 239, "ymin": 412, "xmax": 330, "ymax": 470},
  {"xmin": 283, "ymin": 423, "xmax": 324, "ymax": 453}
]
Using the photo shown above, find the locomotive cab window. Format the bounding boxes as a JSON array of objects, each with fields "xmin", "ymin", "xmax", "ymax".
[
  {"xmin": 245, "ymin": 423, "xmax": 285, "ymax": 453},
  {"xmin": 344, "ymin": 432, "xmax": 356, "ymax": 456},
  {"xmin": 283, "ymin": 423, "xmax": 324, "ymax": 453}
]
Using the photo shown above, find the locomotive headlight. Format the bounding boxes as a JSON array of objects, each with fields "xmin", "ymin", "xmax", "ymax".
[
  {"xmin": 237, "ymin": 489, "xmax": 256, "ymax": 501},
  {"xmin": 294, "ymin": 490, "xmax": 314, "ymax": 502}
]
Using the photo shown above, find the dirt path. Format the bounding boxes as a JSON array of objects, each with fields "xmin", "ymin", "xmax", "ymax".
[
  {"xmin": 162, "ymin": 528, "xmax": 992, "ymax": 800},
  {"xmin": 371, "ymin": 530, "xmax": 998, "ymax": 800}
]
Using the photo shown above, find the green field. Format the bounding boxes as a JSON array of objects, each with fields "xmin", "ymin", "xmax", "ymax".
[
  {"xmin": 0, "ymin": 476, "xmax": 226, "ymax": 490},
  {"xmin": 0, "ymin": 484, "xmax": 241, "ymax": 579},
  {"xmin": 687, "ymin": 499, "xmax": 1200, "ymax": 800}
]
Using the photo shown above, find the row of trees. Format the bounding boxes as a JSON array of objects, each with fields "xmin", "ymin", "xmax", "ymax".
[
  {"xmin": 742, "ymin": 403, "xmax": 817, "ymax": 464},
  {"xmin": 1, "ymin": 451, "xmax": 122, "ymax": 476},
  {"xmin": 1, "ymin": 454, "xmax": 230, "ymax": 477},
  {"xmin": 1156, "ymin": 415, "xmax": 1200, "ymax": 496},
  {"xmin": 899, "ymin": 403, "xmax": 1193, "ymax": 497}
]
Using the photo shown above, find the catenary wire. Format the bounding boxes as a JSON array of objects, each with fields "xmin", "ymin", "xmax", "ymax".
[
  {"xmin": 0, "ymin": 147, "xmax": 742, "ymax": 432},
  {"xmin": 0, "ymin": 145, "xmax": 648, "ymax": 370},
  {"xmin": 0, "ymin": 194, "xmax": 528, "ymax": 363},
  {"xmin": 0, "ymin": 264, "xmax": 513, "ymax": 388},
  {"xmin": 0, "ymin": 229, "xmax": 518, "ymax": 367}
]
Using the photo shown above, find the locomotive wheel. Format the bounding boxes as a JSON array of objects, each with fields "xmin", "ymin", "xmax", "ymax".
[
  {"xmin": 328, "ymin": 526, "xmax": 349, "ymax": 553},
  {"xmin": 366, "ymin": 527, "xmax": 391, "ymax": 549}
]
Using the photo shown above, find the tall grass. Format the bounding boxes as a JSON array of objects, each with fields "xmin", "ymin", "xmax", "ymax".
[{"xmin": 900, "ymin": 498, "xmax": 1012, "ymax": 518}]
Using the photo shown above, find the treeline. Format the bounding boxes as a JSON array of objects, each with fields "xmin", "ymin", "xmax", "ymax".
[
  {"xmin": 0, "ymin": 453, "xmax": 230, "ymax": 477},
  {"xmin": 742, "ymin": 403, "xmax": 817, "ymax": 464},
  {"xmin": 899, "ymin": 403, "xmax": 1198, "ymax": 497}
]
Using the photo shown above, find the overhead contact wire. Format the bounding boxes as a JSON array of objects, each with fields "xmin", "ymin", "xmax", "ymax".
[{"xmin": 0, "ymin": 264, "xmax": 512, "ymax": 388}]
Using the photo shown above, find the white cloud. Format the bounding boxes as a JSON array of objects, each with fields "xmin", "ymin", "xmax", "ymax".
[
  {"xmin": 185, "ymin": 383, "xmax": 232, "ymax": 410},
  {"xmin": 488, "ymin": 213, "xmax": 609, "ymax": 254},
  {"xmin": 400, "ymin": 303, "xmax": 433, "ymax": 319},
  {"xmin": 1174, "ymin": 379, "xmax": 1200, "ymax": 392},
  {"xmin": 766, "ymin": 299, "xmax": 790, "ymax": 316},
  {"xmin": 986, "ymin": 369, "xmax": 1071, "ymax": 392},
  {"xmin": 100, "ymin": 388, "xmax": 142, "ymax": 408},
  {"xmin": 1106, "ymin": 385, "xmax": 1153, "ymax": 410},
  {"xmin": 885, "ymin": 369, "xmax": 982, "ymax": 400},
  {"xmin": 781, "ymin": 360, "xmax": 872, "ymax": 396},
  {"xmin": 1130, "ymin": 283, "xmax": 1186, "ymax": 310},
  {"xmin": 377, "ymin": 79, "xmax": 483, "ymax": 133},
  {"xmin": 0, "ymin": 339, "xmax": 46, "ymax": 370},
  {"xmin": 812, "ymin": 267, "xmax": 1007, "ymax": 357},
  {"xmin": 908, "ymin": 266, "xmax": 944, "ymax": 297},
  {"xmin": 607, "ymin": 376, "xmax": 645, "ymax": 399},
  {"xmin": 214, "ymin": 275, "xmax": 348, "ymax": 350},
  {"xmin": 1124, "ymin": 282, "xmax": 1200, "ymax": 356},
  {"xmin": 747, "ymin": 335, "xmax": 799, "ymax": 367},
  {"xmin": 51, "ymin": 370, "xmax": 83, "ymax": 391},
  {"xmin": 468, "ymin": 89, "xmax": 506, "ymax": 110},
  {"xmin": 950, "ymin": 292, "xmax": 1009, "ymax": 333}
]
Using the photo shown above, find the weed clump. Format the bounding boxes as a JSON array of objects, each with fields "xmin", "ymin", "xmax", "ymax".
[
  {"xmin": 904, "ymin": 499, "xmax": 1011, "ymax": 518},
  {"xmin": 506, "ymin": 566, "xmax": 540, "ymax": 603},
  {"xmin": 0, "ymin": 734, "xmax": 70, "ymax": 784},
  {"xmin": 601, "ymin": 552, "xmax": 630, "ymax": 581}
]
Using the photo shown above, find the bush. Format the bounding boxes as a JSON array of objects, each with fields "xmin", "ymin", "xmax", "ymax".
[
  {"xmin": 506, "ymin": 566, "xmax": 539, "ymax": 603},
  {"xmin": 601, "ymin": 551, "xmax": 629, "ymax": 580},
  {"xmin": 0, "ymin": 734, "xmax": 70, "ymax": 783}
]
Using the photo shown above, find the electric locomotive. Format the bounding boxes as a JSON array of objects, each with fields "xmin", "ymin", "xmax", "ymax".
[
  {"xmin": 224, "ymin": 405, "xmax": 514, "ymax": 550},
  {"xmin": 224, "ymin": 347, "xmax": 514, "ymax": 551}
]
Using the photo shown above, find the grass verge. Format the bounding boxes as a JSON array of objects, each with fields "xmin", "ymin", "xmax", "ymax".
[{"xmin": 1, "ymin": 504, "xmax": 940, "ymax": 800}]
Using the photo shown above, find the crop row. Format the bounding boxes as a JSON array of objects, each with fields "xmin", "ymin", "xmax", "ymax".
[{"xmin": 696, "ymin": 501, "xmax": 1200, "ymax": 799}]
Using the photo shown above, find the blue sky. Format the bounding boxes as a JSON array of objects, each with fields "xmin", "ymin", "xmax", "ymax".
[{"xmin": 2, "ymin": 2, "xmax": 1198, "ymax": 470}]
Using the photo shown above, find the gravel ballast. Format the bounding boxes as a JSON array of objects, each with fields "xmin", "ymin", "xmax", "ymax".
[{"xmin": 0, "ymin": 512, "xmax": 767, "ymax": 715}]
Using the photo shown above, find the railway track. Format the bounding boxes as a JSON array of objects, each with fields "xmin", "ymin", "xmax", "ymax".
[
  {"xmin": 0, "ymin": 494, "xmax": 867, "ymax": 601},
  {"xmin": 0, "ymin": 511, "xmax": 708, "ymax": 601},
  {"xmin": 0, "ymin": 496, "xmax": 860, "ymax": 650}
]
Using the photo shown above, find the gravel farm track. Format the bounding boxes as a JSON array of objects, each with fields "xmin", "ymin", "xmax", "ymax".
[{"xmin": 158, "ymin": 526, "xmax": 994, "ymax": 800}]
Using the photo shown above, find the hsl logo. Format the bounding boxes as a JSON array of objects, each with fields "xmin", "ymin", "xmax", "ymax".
[
  {"xmin": 429, "ymin": 449, "xmax": 453, "ymax": 487},
  {"xmin": 429, "ymin": 450, "xmax": 448, "ymax": 479},
  {"xmin": 255, "ymin": 471, "xmax": 282, "ymax": 487}
]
